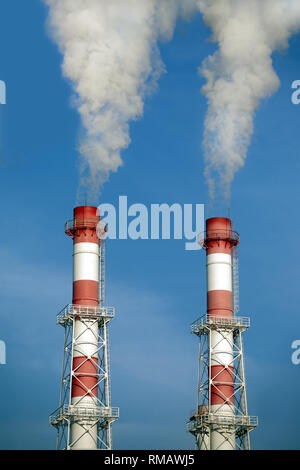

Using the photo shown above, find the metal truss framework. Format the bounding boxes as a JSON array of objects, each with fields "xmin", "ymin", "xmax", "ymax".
[
  {"xmin": 187, "ymin": 315, "xmax": 258, "ymax": 450},
  {"xmin": 49, "ymin": 304, "xmax": 119, "ymax": 450}
]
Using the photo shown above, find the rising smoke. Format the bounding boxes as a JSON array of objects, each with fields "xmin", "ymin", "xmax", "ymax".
[
  {"xmin": 43, "ymin": 1, "xmax": 300, "ymax": 201},
  {"xmin": 196, "ymin": 0, "xmax": 300, "ymax": 200},
  {"xmin": 43, "ymin": 0, "xmax": 195, "ymax": 196}
]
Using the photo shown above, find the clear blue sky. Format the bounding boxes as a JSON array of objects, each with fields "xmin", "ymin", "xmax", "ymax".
[{"xmin": 0, "ymin": 0, "xmax": 300, "ymax": 450}]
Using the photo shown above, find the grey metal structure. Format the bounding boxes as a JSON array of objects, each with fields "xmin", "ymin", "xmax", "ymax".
[
  {"xmin": 50, "ymin": 237, "xmax": 119, "ymax": 450},
  {"xmin": 49, "ymin": 304, "xmax": 119, "ymax": 449},
  {"xmin": 187, "ymin": 314, "xmax": 257, "ymax": 450}
]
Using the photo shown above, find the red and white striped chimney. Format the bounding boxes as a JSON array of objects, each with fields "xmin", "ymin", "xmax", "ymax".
[
  {"xmin": 205, "ymin": 217, "xmax": 238, "ymax": 450},
  {"xmin": 69, "ymin": 205, "xmax": 100, "ymax": 449}
]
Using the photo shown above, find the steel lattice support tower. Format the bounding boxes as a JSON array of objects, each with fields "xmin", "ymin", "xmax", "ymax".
[
  {"xmin": 50, "ymin": 206, "xmax": 119, "ymax": 450},
  {"xmin": 187, "ymin": 217, "xmax": 257, "ymax": 450}
]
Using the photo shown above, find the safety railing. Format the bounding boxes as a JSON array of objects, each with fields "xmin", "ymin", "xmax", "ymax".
[
  {"xmin": 191, "ymin": 314, "xmax": 250, "ymax": 333},
  {"xmin": 198, "ymin": 230, "xmax": 240, "ymax": 249},
  {"xmin": 65, "ymin": 218, "xmax": 99, "ymax": 233},
  {"xmin": 65, "ymin": 218, "xmax": 103, "ymax": 241},
  {"xmin": 186, "ymin": 414, "xmax": 258, "ymax": 432},
  {"xmin": 49, "ymin": 404, "xmax": 119, "ymax": 425},
  {"xmin": 57, "ymin": 304, "xmax": 115, "ymax": 325}
]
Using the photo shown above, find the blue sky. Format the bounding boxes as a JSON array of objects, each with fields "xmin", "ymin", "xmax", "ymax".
[{"xmin": 0, "ymin": 0, "xmax": 300, "ymax": 450}]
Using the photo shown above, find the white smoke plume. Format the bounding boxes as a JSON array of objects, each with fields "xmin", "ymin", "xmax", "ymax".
[
  {"xmin": 43, "ymin": 0, "xmax": 195, "ymax": 196},
  {"xmin": 196, "ymin": 0, "xmax": 300, "ymax": 200}
]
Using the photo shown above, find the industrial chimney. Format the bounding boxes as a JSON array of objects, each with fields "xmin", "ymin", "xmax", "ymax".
[
  {"xmin": 187, "ymin": 217, "xmax": 257, "ymax": 450},
  {"xmin": 50, "ymin": 206, "xmax": 119, "ymax": 450}
]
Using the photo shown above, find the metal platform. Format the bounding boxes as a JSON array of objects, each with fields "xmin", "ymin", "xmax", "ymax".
[
  {"xmin": 50, "ymin": 404, "xmax": 119, "ymax": 426},
  {"xmin": 191, "ymin": 314, "xmax": 250, "ymax": 335},
  {"xmin": 199, "ymin": 229, "xmax": 240, "ymax": 249},
  {"xmin": 65, "ymin": 217, "xmax": 99, "ymax": 238},
  {"xmin": 56, "ymin": 304, "xmax": 115, "ymax": 326},
  {"xmin": 187, "ymin": 414, "xmax": 258, "ymax": 434}
]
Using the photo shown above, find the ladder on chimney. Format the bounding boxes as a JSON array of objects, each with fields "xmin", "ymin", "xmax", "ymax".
[
  {"xmin": 232, "ymin": 246, "xmax": 240, "ymax": 314},
  {"xmin": 99, "ymin": 239, "xmax": 105, "ymax": 306}
]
